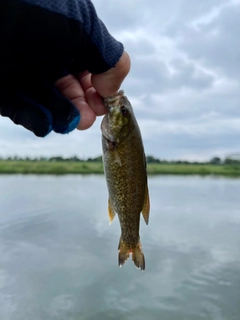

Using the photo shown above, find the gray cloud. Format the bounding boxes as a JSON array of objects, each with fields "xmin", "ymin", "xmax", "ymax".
[
  {"xmin": 0, "ymin": 0, "xmax": 240, "ymax": 161},
  {"xmin": 169, "ymin": 59, "xmax": 214, "ymax": 89},
  {"xmin": 94, "ymin": 0, "xmax": 228, "ymax": 35},
  {"xmin": 176, "ymin": 4, "xmax": 240, "ymax": 79},
  {"xmin": 92, "ymin": 0, "xmax": 145, "ymax": 33},
  {"xmin": 124, "ymin": 52, "xmax": 215, "ymax": 95}
]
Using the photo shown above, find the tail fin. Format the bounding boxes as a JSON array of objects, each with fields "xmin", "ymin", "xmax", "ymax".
[
  {"xmin": 118, "ymin": 237, "xmax": 145, "ymax": 271},
  {"xmin": 132, "ymin": 245, "xmax": 145, "ymax": 271}
]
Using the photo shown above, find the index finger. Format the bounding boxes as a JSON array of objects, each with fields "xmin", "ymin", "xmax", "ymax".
[{"xmin": 54, "ymin": 74, "xmax": 96, "ymax": 130}]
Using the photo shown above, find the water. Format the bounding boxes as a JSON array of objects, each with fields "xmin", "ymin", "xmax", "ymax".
[{"xmin": 0, "ymin": 175, "xmax": 240, "ymax": 320}]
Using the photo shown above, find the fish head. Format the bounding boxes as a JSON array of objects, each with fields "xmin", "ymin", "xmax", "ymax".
[{"xmin": 101, "ymin": 90, "xmax": 135, "ymax": 144}]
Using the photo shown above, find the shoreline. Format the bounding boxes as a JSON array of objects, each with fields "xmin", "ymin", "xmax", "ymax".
[{"xmin": 0, "ymin": 161, "xmax": 240, "ymax": 176}]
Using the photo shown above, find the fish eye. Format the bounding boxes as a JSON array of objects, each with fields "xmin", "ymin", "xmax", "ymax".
[{"xmin": 120, "ymin": 106, "xmax": 128, "ymax": 116}]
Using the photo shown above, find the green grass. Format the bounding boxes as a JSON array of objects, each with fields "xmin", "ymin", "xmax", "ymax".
[
  {"xmin": 0, "ymin": 161, "xmax": 104, "ymax": 174},
  {"xmin": 146, "ymin": 163, "xmax": 240, "ymax": 176},
  {"xmin": 0, "ymin": 161, "xmax": 240, "ymax": 176}
]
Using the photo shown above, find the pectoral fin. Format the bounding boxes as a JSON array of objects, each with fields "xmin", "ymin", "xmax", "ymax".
[
  {"xmin": 108, "ymin": 198, "xmax": 116, "ymax": 224},
  {"xmin": 142, "ymin": 185, "xmax": 150, "ymax": 225}
]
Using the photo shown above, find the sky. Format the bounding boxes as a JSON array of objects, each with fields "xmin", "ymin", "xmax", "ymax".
[{"xmin": 0, "ymin": 0, "xmax": 240, "ymax": 161}]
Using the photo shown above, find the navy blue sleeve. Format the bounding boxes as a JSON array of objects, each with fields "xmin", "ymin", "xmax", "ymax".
[
  {"xmin": 0, "ymin": 0, "xmax": 124, "ymax": 79},
  {"xmin": 21, "ymin": 0, "xmax": 124, "ymax": 72},
  {"xmin": 0, "ymin": 0, "xmax": 124, "ymax": 137}
]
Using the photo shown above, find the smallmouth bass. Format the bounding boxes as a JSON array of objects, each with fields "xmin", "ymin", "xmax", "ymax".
[{"xmin": 101, "ymin": 90, "xmax": 150, "ymax": 271}]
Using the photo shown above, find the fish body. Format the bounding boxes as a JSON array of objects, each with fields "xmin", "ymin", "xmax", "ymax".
[{"xmin": 101, "ymin": 90, "xmax": 150, "ymax": 271}]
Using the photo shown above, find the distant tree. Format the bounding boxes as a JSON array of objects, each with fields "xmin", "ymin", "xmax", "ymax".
[
  {"xmin": 69, "ymin": 156, "xmax": 81, "ymax": 162},
  {"xmin": 39, "ymin": 157, "xmax": 48, "ymax": 161},
  {"xmin": 224, "ymin": 158, "xmax": 240, "ymax": 165},
  {"xmin": 146, "ymin": 156, "xmax": 160, "ymax": 163},
  {"xmin": 87, "ymin": 156, "xmax": 102, "ymax": 162},
  {"xmin": 210, "ymin": 157, "xmax": 221, "ymax": 165},
  {"xmin": 49, "ymin": 156, "xmax": 64, "ymax": 162},
  {"xmin": 94, "ymin": 156, "xmax": 102, "ymax": 162}
]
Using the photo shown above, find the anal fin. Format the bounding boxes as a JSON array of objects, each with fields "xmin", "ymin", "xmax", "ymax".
[
  {"xmin": 142, "ymin": 185, "xmax": 150, "ymax": 225},
  {"xmin": 108, "ymin": 197, "xmax": 116, "ymax": 224}
]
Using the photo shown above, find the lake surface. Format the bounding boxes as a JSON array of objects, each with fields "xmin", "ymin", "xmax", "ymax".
[{"xmin": 0, "ymin": 175, "xmax": 240, "ymax": 320}]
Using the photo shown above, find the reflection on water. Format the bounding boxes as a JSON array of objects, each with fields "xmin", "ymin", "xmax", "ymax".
[{"xmin": 0, "ymin": 175, "xmax": 240, "ymax": 320}]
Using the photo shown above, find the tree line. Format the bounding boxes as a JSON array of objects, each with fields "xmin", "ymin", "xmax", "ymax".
[
  {"xmin": 0, "ymin": 155, "xmax": 102, "ymax": 162},
  {"xmin": 146, "ymin": 156, "xmax": 239, "ymax": 165},
  {"xmin": 0, "ymin": 155, "xmax": 239, "ymax": 165}
]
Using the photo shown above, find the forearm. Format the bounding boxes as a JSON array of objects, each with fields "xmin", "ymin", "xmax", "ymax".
[{"xmin": 0, "ymin": 0, "xmax": 124, "ymax": 78}]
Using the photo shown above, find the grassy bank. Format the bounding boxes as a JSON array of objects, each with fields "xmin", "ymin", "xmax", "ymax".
[
  {"xmin": 146, "ymin": 163, "xmax": 240, "ymax": 176},
  {"xmin": 0, "ymin": 161, "xmax": 103, "ymax": 174},
  {"xmin": 0, "ymin": 161, "xmax": 240, "ymax": 176}
]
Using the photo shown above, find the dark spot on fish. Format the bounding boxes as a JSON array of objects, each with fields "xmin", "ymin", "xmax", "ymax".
[
  {"xmin": 109, "ymin": 141, "xmax": 117, "ymax": 150},
  {"xmin": 120, "ymin": 106, "xmax": 129, "ymax": 116}
]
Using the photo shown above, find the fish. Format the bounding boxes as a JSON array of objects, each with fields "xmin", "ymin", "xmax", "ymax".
[{"xmin": 101, "ymin": 90, "xmax": 150, "ymax": 271}]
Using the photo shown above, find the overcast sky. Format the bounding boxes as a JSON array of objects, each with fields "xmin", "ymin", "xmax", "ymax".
[{"xmin": 1, "ymin": 0, "xmax": 240, "ymax": 160}]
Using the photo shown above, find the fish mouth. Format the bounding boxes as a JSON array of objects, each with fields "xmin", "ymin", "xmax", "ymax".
[{"xmin": 104, "ymin": 90, "xmax": 125, "ymax": 109}]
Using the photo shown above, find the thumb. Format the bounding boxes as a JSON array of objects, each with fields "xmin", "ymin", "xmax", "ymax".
[{"xmin": 91, "ymin": 51, "xmax": 131, "ymax": 98}]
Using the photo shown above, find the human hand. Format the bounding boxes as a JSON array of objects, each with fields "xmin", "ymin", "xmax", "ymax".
[
  {"xmin": 0, "ymin": 0, "xmax": 130, "ymax": 137},
  {"xmin": 55, "ymin": 51, "xmax": 130, "ymax": 130},
  {"xmin": 0, "ymin": 50, "xmax": 130, "ymax": 136}
]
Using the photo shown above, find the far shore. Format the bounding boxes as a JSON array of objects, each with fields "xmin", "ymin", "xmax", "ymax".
[{"xmin": 0, "ymin": 160, "xmax": 240, "ymax": 176}]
